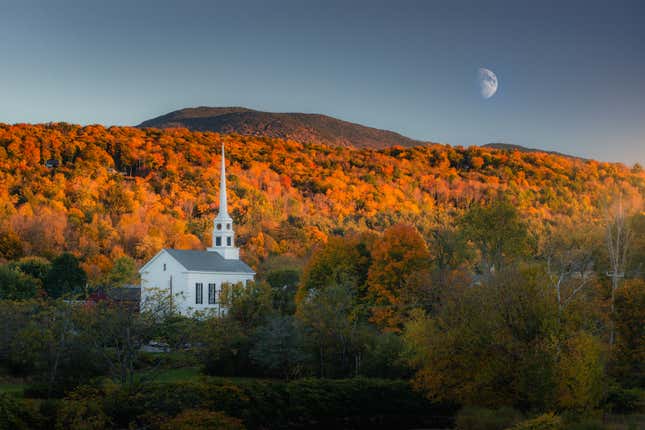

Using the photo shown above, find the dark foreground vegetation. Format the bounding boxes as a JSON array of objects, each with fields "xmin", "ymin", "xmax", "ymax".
[{"xmin": 1, "ymin": 198, "xmax": 643, "ymax": 429}]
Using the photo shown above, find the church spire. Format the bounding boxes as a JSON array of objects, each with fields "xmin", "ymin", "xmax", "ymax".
[
  {"xmin": 218, "ymin": 143, "xmax": 229, "ymax": 218},
  {"xmin": 209, "ymin": 143, "xmax": 239, "ymax": 260}
]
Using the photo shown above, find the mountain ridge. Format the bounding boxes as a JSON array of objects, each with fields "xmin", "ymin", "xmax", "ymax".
[
  {"xmin": 482, "ymin": 143, "xmax": 586, "ymax": 161},
  {"xmin": 139, "ymin": 107, "xmax": 586, "ymax": 160},
  {"xmin": 138, "ymin": 106, "xmax": 429, "ymax": 149}
]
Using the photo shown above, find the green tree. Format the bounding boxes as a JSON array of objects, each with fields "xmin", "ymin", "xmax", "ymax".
[
  {"xmin": 265, "ymin": 269, "xmax": 300, "ymax": 315},
  {"xmin": 297, "ymin": 233, "xmax": 373, "ymax": 304},
  {"xmin": 219, "ymin": 281, "xmax": 274, "ymax": 332},
  {"xmin": 296, "ymin": 283, "xmax": 362, "ymax": 378},
  {"xmin": 78, "ymin": 302, "xmax": 152, "ymax": 385},
  {"xmin": 460, "ymin": 199, "xmax": 531, "ymax": 274},
  {"xmin": 103, "ymin": 256, "xmax": 138, "ymax": 287},
  {"xmin": 11, "ymin": 256, "xmax": 51, "ymax": 284},
  {"xmin": 10, "ymin": 301, "xmax": 103, "ymax": 397},
  {"xmin": 198, "ymin": 316, "xmax": 250, "ymax": 376},
  {"xmin": 44, "ymin": 253, "xmax": 87, "ymax": 298},
  {"xmin": 403, "ymin": 266, "xmax": 567, "ymax": 410},
  {"xmin": 610, "ymin": 280, "xmax": 645, "ymax": 387},
  {"xmin": 249, "ymin": 315, "xmax": 308, "ymax": 379},
  {"xmin": 0, "ymin": 265, "xmax": 39, "ymax": 299},
  {"xmin": 0, "ymin": 300, "xmax": 38, "ymax": 366}
]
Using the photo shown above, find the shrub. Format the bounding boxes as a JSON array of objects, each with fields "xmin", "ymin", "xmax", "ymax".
[
  {"xmin": 0, "ymin": 393, "xmax": 25, "ymax": 430},
  {"xmin": 0, "ymin": 393, "xmax": 41, "ymax": 430},
  {"xmin": 455, "ymin": 406, "xmax": 523, "ymax": 430},
  {"xmin": 55, "ymin": 386, "xmax": 111, "ymax": 430},
  {"xmin": 604, "ymin": 386, "xmax": 643, "ymax": 413},
  {"xmin": 508, "ymin": 413, "xmax": 563, "ymax": 430},
  {"xmin": 565, "ymin": 419, "xmax": 605, "ymax": 430},
  {"xmin": 63, "ymin": 377, "xmax": 455, "ymax": 429},
  {"xmin": 160, "ymin": 409, "xmax": 245, "ymax": 430},
  {"xmin": 102, "ymin": 380, "xmax": 249, "ymax": 428}
]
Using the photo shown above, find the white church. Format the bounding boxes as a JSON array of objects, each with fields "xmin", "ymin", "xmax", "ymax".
[{"xmin": 139, "ymin": 144, "xmax": 255, "ymax": 315}]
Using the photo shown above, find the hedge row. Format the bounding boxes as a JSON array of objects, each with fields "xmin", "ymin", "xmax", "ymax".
[{"xmin": 105, "ymin": 377, "xmax": 456, "ymax": 429}]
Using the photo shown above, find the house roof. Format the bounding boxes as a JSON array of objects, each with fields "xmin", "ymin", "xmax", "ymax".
[
  {"xmin": 107, "ymin": 285, "xmax": 141, "ymax": 302},
  {"xmin": 165, "ymin": 249, "xmax": 255, "ymax": 274}
]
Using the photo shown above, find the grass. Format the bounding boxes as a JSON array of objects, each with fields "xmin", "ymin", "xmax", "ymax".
[
  {"xmin": 133, "ymin": 366, "xmax": 272, "ymax": 385},
  {"xmin": 149, "ymin": 367, "xmax": 202, "ymax": 383},
  {"xmin": 0, "ymin": 382, "xmax": 26, "ymax": 395}
]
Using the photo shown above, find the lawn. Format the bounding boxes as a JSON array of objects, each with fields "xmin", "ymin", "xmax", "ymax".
[
  {"xmin": 0, "ymin": 382, "xmax": 26, "ymax": 395},
  {"xmin": 135, "ymin": 367, "xmax": 267, "ymax": 384},
  {"xmin": 148, "ymin": 367, "xmax": 202, "ymax": 383}
]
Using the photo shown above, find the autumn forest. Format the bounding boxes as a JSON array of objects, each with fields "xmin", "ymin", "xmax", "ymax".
[{"xmin": 0, "ymin": 122, "xmax": 644, "ymax": 429}]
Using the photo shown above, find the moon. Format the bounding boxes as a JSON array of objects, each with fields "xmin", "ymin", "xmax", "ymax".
[{"xmin": 478, "ymin": 67, "xmax": 498, "ymax": 99}]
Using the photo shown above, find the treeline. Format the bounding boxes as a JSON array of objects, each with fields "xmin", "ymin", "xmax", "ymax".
[{"xmin": 1, "ymin": 122, "xmax": 644, "ymax": 282}]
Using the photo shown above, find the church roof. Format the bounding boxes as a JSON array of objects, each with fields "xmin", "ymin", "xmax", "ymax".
[{"xmin": 165, "ymin": 249, "xmax": 255, "ymax": 274}]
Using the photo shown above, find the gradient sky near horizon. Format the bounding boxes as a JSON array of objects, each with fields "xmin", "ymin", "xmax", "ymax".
[{"xmin": 0, "ymin": 0, "xmax": 643, "ymax": 164}]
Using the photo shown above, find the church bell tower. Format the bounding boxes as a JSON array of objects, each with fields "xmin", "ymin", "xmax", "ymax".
[{"xmin": 208, "ymin": 144, "xmax": 240, "ymax": 260}]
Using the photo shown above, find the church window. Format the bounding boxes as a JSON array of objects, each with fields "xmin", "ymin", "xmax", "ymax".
[
  {"xmin": 208, "ymin": 283, "xmax": 217, "ymax": 304},
  {"xmin": 163, "ymin": 263, "xmax": 166, "ymax": 271},
  {"xmin": 217, "ymin": 223, "xmax": 222, "ymax": 230},
  {"xmin": 227, "ymin": 223, "xmax": 231, "ymax": 230},
  {"xmin": 215, "ymin": 236, "xmax": 222, "ymax": 246},
  {"xmin": 195, "ymin": 283, "xmax": 203, "ymax": 304},
  {"xmin": 227, "ymin": 237, "xmax": 232, "ymax": 246}
]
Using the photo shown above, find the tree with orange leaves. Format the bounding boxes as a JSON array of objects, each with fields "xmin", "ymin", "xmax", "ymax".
[{"xmin": 367, "ymin": 224, "xmax": 432, "ymax": 331}]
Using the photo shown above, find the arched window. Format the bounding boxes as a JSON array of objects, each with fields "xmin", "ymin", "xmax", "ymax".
[{"xmin": 216, "ymin": 223, "xmax": 222, "ymax": 230}]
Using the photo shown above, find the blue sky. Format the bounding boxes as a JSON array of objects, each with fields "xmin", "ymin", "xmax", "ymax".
[{"xmin": 0, "ymin": 0, "xmax": 643, "ymax": 164}]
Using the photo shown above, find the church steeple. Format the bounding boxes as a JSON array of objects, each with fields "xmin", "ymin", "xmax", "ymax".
[
  {"xmin": 208, "ymin": 143, "xmax": 239, "ymax": 260},
  {"xmin": 218, "ymin": 143, "xmax": 229, "ymax": 218}
]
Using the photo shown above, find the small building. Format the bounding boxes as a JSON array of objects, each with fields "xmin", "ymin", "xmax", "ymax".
[
  {"xmin": 88, "ymin": 285, "xmax": 141, "ymax": 311},
  {"xmin": 45, "ymin": 159, "xmax": 60, "ymax": 168},
  {"xmin": 138, "ymin": 144, "xmax": 255, "ymax": 315}
]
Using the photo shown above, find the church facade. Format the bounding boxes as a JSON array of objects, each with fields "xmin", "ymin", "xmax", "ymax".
[{"xmin": 139, "ymin": 145, "xmax": 255, "ymax": 315}]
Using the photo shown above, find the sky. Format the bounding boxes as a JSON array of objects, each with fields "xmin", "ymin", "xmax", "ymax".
[{"xmin": 0, "ymin": 0, "xmax": 643, "ymax": 164}]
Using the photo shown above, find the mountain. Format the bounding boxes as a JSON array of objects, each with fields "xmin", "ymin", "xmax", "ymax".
[
  {"xmin": 138, "ymin": 107, "xmax": 427, "ymax": 149},
  {"xmin": 482, "ymin": 143, "xmax": 585, "ymax": 160}
]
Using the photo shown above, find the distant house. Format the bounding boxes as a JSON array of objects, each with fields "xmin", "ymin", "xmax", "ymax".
[
  {"xmin": 88, "ymin": 285, "xmax": 141, "ymax": 310},
  {"xmin": 45, "ymin": 159, "xmax": 60, "ymax": 168},
  {"xmin": 107, "ymin": 285, "xmax": 141, "ymax": 309},
  {"xmin": 138, "ymin": 144, "xmax": 255, "ymax": 315}
]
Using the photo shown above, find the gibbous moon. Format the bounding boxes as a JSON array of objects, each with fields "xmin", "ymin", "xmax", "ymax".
[{"xmin": 478, "ymin": 67, "xmax": 498, "ymax": 99}]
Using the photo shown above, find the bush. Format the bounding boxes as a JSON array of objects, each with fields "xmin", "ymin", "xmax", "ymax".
[
  {"xmin": 65, "ymin": 377, "xmax": 455, "ymax": 429},
  {"xmin": 0, "ymin": 393, "xmax": 40, "ymax": 430},
  {"xmin": 604, "ymin": 386, "xmax": 643, "ymax": 413},
  {"xmin": 455, "ymin": 406, "xmax": 523, "ymax": 430},
  {"xmin": 508, "ymin": 413, "xmax": 563, "ymax": 430},
  {"xmin": 160, "ymin": 409, "xmax": 245, "ymax": 430},
  {"xmin": 565, "ymin": 419, "xmax": 605, "ymax": 430},
  {"xmin": 54, "ymin": 386, "xmax": 111, "ymax": 430}
]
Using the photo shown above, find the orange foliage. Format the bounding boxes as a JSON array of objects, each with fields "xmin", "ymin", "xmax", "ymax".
[{"xmin": 0, "ymin": 123, "xmax": 643, "ymax": 285}]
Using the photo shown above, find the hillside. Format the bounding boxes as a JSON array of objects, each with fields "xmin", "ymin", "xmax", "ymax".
[
  {"xmin": 483, "ymin": 143, "xmax": 586, "ymax": 160},
  {"xmin": 138, "ymin": 107, "xmax": 427, "ymax": 149},
  {"xmin": 0, "ymin": 123, "xmax": 643, "ymax": 282}
]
